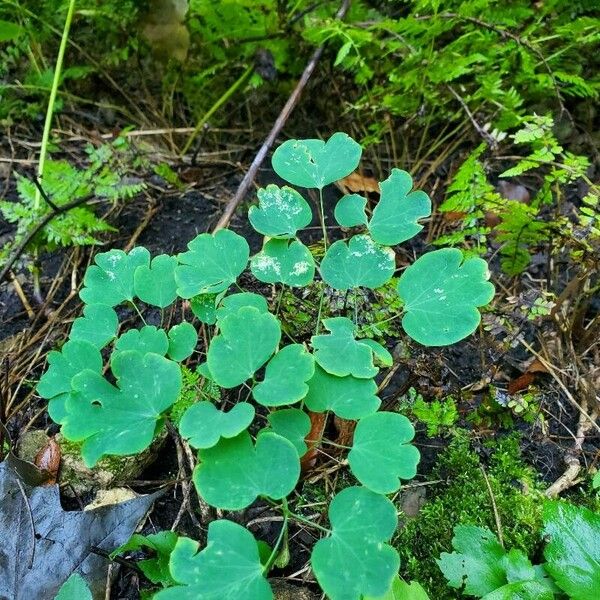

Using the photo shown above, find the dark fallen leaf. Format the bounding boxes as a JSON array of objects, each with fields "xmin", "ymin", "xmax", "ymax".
[
  {"xmin": 508, "ymin": 358, "xmax": 548, "ymax": 395},
  {"xmin": 0, "ymin": 462, "xmax": 160, "ymax": 599},
  {"xmin": 1, "ymin": 422, "xmax": 50, "ymax": 486}
]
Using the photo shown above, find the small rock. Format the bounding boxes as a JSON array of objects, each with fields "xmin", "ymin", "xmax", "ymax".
[
  {"xmin": 271, "ymin": 580, "xmax": 318, "ymax": 600},
  {"xmin": 84, "ymin": 487, "xmax": 138, "ymax": 510}
]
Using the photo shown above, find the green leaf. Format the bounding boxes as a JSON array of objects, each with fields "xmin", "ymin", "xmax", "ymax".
[
  {"xmin": 154, "ymin": 522, "xmax": 272, "ymax": 600},
  {"xmin": 481, "ymin": 581, "xmax": 554, "ymax": 600},
  {"xmin": 179, "ymin": 401, "xmax": 255, "ymax": 449},
  {"xmin": 134, "ymin": 254, "xmax": 178, "ymax": 308},
  {"xmin": 194, "ymin": 431, "xmax": 300, "ymax": 510},
  {"xmin": 397, "ymin": 248, "xmax": 494, "ymax": 346},
  {"xmin": 265, "ymin": 409, "xmax": 311, "ymax": 456},
  {"xmin": 303, "ymin": 365, "xmax": 380, "ymax": 419},
  {"xmin": 215, "ymin": 292, "xmax": 268, "ymax": 321},
  {"xmin": 167, "ymin": 322, "xmax": 197, "ymax": 361},
  {"xmin": 272, "ymin": 132, "xmax": 362, "ymax": 189},
  {"xmin": 112, "ymin": 531, "xmax": 178, "ymax": 586},
  {"xmin": 114, "ymin": 326, "xmax": 169, "ymax": 357},
  {"xmin": 207, "ymin": 306, "xmax": 281, "ymax": 388},
  {"xmin": 248, "ymin": 185, "xmax": 312, "ymax": 238},
  {"xmin": 311, "ymin": 317, "xmax": 387, "ymax": 378},
  {"xmin": 80, "ymin": 247, "xmax": 150, "ymax": 306},
  {"xmin": 253, "ymin": 344, "xmax": 315, "ymax": 406},
  {"xmin": 190, "ymin": 294, "xmax": 219, "ymax": 324},
  {"xmin": 311, "ymin": 486, "xmax": 399, "ymax": 600},
  {"xmin": 335, "ymin": 194, "xmax": 368, "ymax": 227},
  {"xmin": 250, "ymin": 238, "xmax": 315, "ymax": 287},
  {"xmin": 70, "ymin": 304, "xmax": 118, "ymax": 349},
  {"xmin": 54, "ymin": 573, "xmax": 92, "ymax": 600},
  {"xmin": 365, "ymin": 576, "xmax": 431, "ymax": 600},
  {"xmin": 368, "ymin": 169, "xmax": 431, "ymax": 245},
  {"xmin": 348, "ymin": 412, "xmax": 419, "ymax": 493},
  {"xmin": 0, "ymin": 20, "xmax": 24, "ymax": 42},
  {"xmin": 437, "ymin": 525, "xmax": 507, "ymax": 596},
  {"xmin": 321, "ymin": 234, "xmax": 395, "ymax": 290},
  {"xmin": 543, "ymin": 501, "xmax": 600, "ymax": 599},
  {"xmin": 63, "ymin": 351, "xmax": 182, "ymax": 467},
  {"xmin": 38, "ymin": 340, "xmax": 103, "ymax": 424},
  {"xmin": 175, "ymin": 230, "xmax": 249, "ymax": 298},
  {"xmin": 360, "ymin": 338, "xmax": 393, "ymax": 367}
]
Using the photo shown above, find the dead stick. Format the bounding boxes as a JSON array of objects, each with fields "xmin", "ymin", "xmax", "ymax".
[{"xmin": 212, "ymin": 0, "xmax": 352, "ymax": 232}]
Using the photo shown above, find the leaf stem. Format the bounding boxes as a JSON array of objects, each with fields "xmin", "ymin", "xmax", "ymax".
[
  {"xmin": 130, "ymin": 300, "xmax": 147, "ymax": 326},
  {"xmin": 286, "ymin": 511, "xmax": 330, "ymax": 534},
  {"xmin": 318, "ymin": 187, "xmax": 328, "ymax": 250},
  {"xmin": 263, "ymin": 499, "xmax": 289, "ymax": 572}
]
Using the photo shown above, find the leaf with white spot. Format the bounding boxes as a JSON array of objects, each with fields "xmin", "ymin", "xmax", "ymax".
[
  {"xmin": 250, "ymin": 239, "xmax": 315, "ymax": 287},
  {"xmin": 175, "ymin": 230, "xmax": 249, "ymax": 298},
  {"xmin": 397, "ymin": 248, "xmax": 495, "ymax": 346},
  {"xmin": 320, "ymin": 234, "xmax": 395, "ymax": 290},
  {"xmin": 248, "ymin": 185, "xmax": 312, "ymax": 238},
  {"xmin": 368, "ymin": 169, "xmax": 431, "ymax": 245},
  {"xmin": 311, "ymin": 486, "xmax": 399, "ymax": 600},
  {"xmin": 272, "ymin": 132, "xmax": 362, "ymax": 189}
]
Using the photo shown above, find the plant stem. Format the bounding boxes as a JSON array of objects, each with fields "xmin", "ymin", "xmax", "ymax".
[
  {"xmin": 263, "ymin": 499, "xmax": 289, "ymax": 572},
  {"xmin": 180, "ymin": 64, "xmax": 254, "ymax": 156},
  {"xmin": 318, "ymin": 187, "xmax": 328, "ymax": 250},
  {"xmin": 286, "ymin": 511, "xmax": 330, "ymax": 534}
]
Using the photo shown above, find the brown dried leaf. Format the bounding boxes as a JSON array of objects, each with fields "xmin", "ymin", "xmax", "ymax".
[
  {"xmin": 300, "ymin": 411, "xmax": 327, "ymax": 474},
  {"xmin": 337, "ymin": 172, "xmax": 380, "ymax": 195},
  {"xmin": 34, "ymin": 438, "xmax": 61, "ymax": 486}
]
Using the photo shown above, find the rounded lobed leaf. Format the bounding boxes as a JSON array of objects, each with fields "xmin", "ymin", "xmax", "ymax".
[
  {"xmin": 167, "ymin": 322, "xmax": 197, "ymax": 361},
  {"xmin": 80, "ymin": 247, "xmax": 150, "ymax": 306},
  {"xmin": 70, "ymin": 304, "xmax": 118, "ymax": 350},
  {"xmin": 397, "ymin": 248, "xmax": 495, "ymax": 346},
  {"xmin": 320, "ymin": 234, "xmax": 395, "ymax": 290},
  {"xmin": 272, "ymin": 132, "xmax": 362, "ymax": 189},
  {"xmin": 179, "ymin": 401, "xmax": 255, "ymax": 449},
  {"xmin": 250, "ymin": 238, "xmax": 315, "ymax": 287},
  {"xmin": 334, "ymin": 193, "xmax": 368, "ymax": 228},
  {"xmin": 215, "ymin": 292, "xmax": 268, "ymax": 322},
  {"xmin": 38, "ymin": 340, "xmax": 103, "ymax": 424},
  {"xmin": 63, "ymin": 351, "xmax": 182, "ymax": 467},
  {"xmin": 207, "ymin": 306, "xmax": 281, "ymax": 388},
  {"xmin": 190, "ymin": 293, "xmax": 219, "ymax": 324},
  {"xmin": 368, "ymin": 169, "xmax": 431, "ymax": 245},
  {"xmin": 193, "ymin": 431, "xmax": 300, "ymax": 510},
  {"xmin": 265, "ymin": 408, "xmax": 311, "ymax": 456},
  {"xmin": 155, "ymin": 522, "xmax": 272, "ymax": 600},
  {"xmin": 252, "ymin": 344, "xmax": 315, "ymax": 406},
  {"xmin": 248, "ymin": 184, "xmax": 312, "ymax": 238},
  {"xmin": 113, "ymin": 326, "xmax": 169, "ymax": 357},
  {"xmin": 303, "ymin": 365, "xmax": 380, "ymax": 419},
  {"xmin": 348, "ymin": 412, "xmax": 420, "ymax": 494},
  {"xmin": 133, "ymin": 254, "xmax": 178, "ymax": 308},
  {"xmin": 311, "ymin": 486, "xmax": 399, "ymax": 600},
  {"xmin": 175, "ymin": 229, "xmax": 249, "ymax": 298}
]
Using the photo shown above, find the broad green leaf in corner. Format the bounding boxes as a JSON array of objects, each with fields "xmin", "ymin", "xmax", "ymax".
[
  {"xmin": 250, "ymin": 238, "xmax": 315, "ymax": 287},
  {"xmin": 154, "ymin": 522, "xmax": 272, "ymax": 600},
  {"xmin": 207, "ymin": 306, "xmax": 280, "ymax": 388},
  {"xmin": 253, "ymin": 344, "xmax": 315, "ymax": 406},
  {"xmin": 365, "ymin": 575, "xmax": 431, "ymax": 600},
  {"xmin": 437, "ymin": 525, "xmax": 507, "ymax": 596},
  {"xmin": 543, "ymin": 501, "xmax": 600, "ymax": 600},
  {"xmin": 113, "ymin": 326, "xmax": 169, "ymax": 357},
  {"xmin": 348, "ymin": 412, "xmax": 420, "ymax": 494},
  {"xmin": 54, "ymin": 573, "xmax": 92, "ymax": 600},
  {"xmin": 179, "ymin": 401, "xmax": 255, "ymax": 449},
  {"xmin": 311, "ymin": 486, "xmax": 399, "ymax": 600},
  {"xmin": 134, "ymin": 254, "xmax": 178, "ymax": 308},
  {"xmin": 0, "ymin": 20, "xmax": 24, "ymax": 42},
  {"xmin": 248, "ymin": 184, "xmax": 312, "ymax": 238},
  {"xmin": 303, "ymin": 365, "xmax": 380, "ymax": 419},
  {"xmin": 335, "ymin": 193, "xmax": 368, "ymax": 227},
  {"xmin": 80, "ymin": 247, "xmax": 150, "ymax": 306},
  {"xmin": 397, "ymin": 248, "xmax": 495, "ymax": 346},
  {"xmin": 38, "ymin": 340, "xmax": 103, "ymax": 424},
  {"xmin": 265, "ymin": 408, "xmax": 311, "ymax": 456},
  {"xmin": 167, "ymin": 322, "xmax": 197, "ymax": 361},
  {"xmin": 368, "ymin": 169, "xmax": 431, "ymax": 245},
  {"xmin": 63, "ymin": 351, "xmax": 182, "ymax": 467},
  {"xmin": 311, "ymin": 317, "xmax": 390, "ymax": 378},
  {"xmin": 175, "ymin": 230, "xmax": 249, "ymax": 298},
  {"xmin": 69, "ymin": 304, "xmax": 118, "ymax": 349},
  {"xmin": 320, "ymin": 234, "xmax": 396, "ymax": 290},
  {"xmin": 272, "ymin": 132, "xmax": 362, "ymax": 189},
  {"xmin": 194, "ymin": 431, "xmax": 300, "ymax": 510}
]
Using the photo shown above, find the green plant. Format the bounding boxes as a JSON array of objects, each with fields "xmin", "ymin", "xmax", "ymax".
[
  {"xmin": 438, "ymin": 501, "xmax": 600, "ymax": 599},
  {"xmin": 411, "ymin": 393, "xmax": 459, "ymax": 437},
  {"xmin": 37, "ymin": 132, "xmax": 494, "ymax": 598}
]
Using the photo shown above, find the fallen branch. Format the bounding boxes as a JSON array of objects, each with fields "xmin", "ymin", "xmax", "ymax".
[{"xmin": 212, "ymin": 0, "xmax": 352, "ymax": 232}]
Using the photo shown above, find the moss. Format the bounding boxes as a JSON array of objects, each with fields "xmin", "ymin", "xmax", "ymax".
[
  {"xmin": 169, "ymin": 365, "xmax": 221, "ymax": 424},
  {"xmin": 396, "ymin": 430, "xmax": 546, "ymax": 598}
]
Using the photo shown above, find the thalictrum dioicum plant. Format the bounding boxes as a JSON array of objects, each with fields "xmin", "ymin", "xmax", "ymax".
[{"xmin": 38, "ymin": 132, "xmax": 495, "ymax": 599}]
